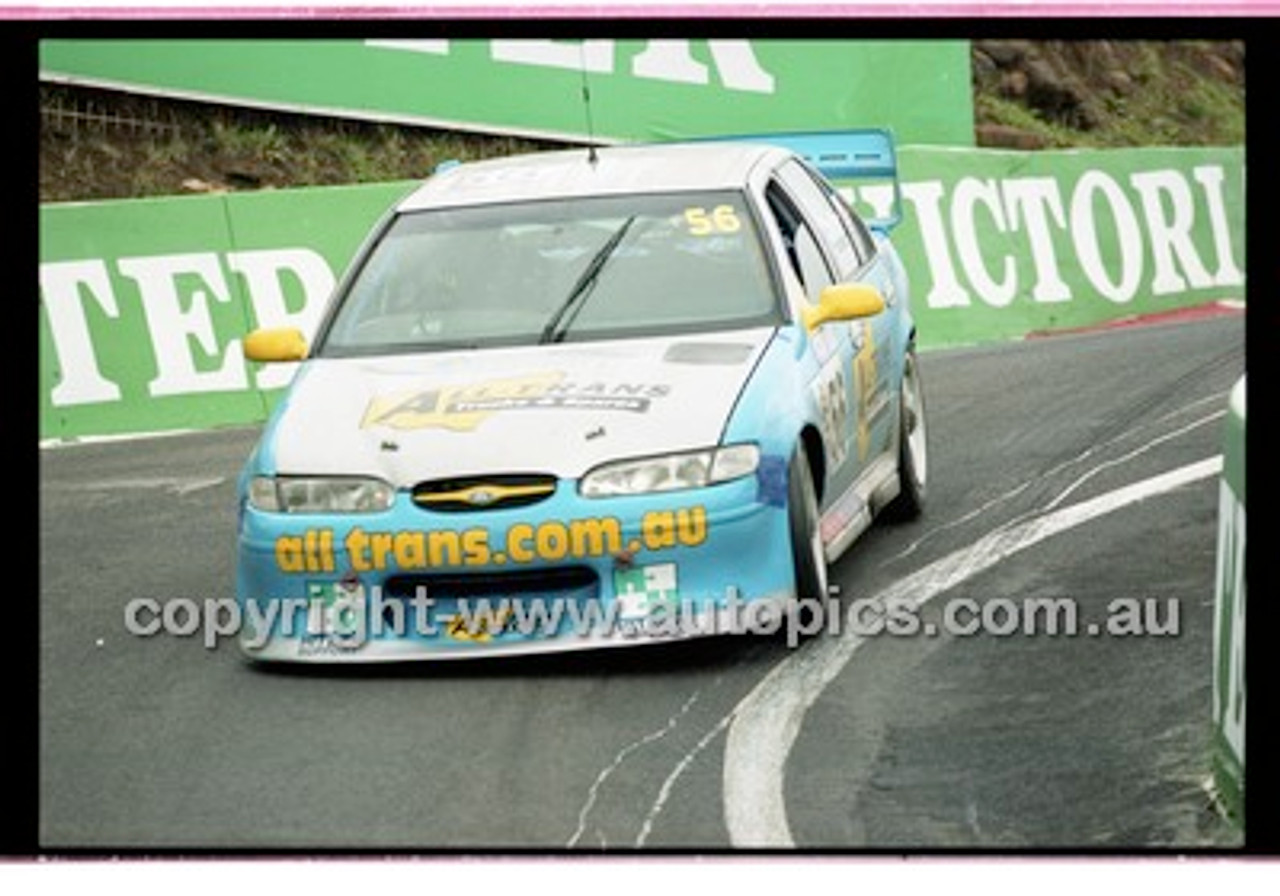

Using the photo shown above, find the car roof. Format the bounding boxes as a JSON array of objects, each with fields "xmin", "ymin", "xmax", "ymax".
[{"xmin": 395, "ymin": 141, "xmax": 789, "ymax": 212}]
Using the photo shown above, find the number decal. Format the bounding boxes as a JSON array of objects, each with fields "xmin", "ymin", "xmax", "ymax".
[
  {"xmin": 684, "ymin": 205, "xmax": 742, "ymax": 236},
  {"xmin": 853, "ymin": 320, "xmax": 879, "ymax": 462},
  {"xmin": 812, "ymin": 357, "xmax": 849, "ymax": 468}
]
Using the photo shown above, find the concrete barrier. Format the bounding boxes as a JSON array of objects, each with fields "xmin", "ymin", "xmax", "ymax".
[{"xmin": 1211, "ymin": 374, "xmax": 1245, "ymax": 826}]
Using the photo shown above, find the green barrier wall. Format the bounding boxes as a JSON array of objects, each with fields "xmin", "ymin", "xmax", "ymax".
[
  {"xmin": 39, "ymin": 183, "xmax": 412, "ymax": 440},
  {"xmin": 1212, "ymin": 375, "xmax": 1246, "ymax": 827},
  {"xmin": 40, "ymin": 39, "xmax": 974, "ymax": 147},
  {"xmin": 841, "ymin": 145, "xmax": 1244, "ymax": 346},
  {"xmin": 39, "ymin": 145, "xmax": 1244, "ymax": 442}
]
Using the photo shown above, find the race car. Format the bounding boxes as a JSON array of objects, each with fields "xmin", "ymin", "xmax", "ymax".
[{"xmin": 235, "ymin": 129, "xmax": 927, "ymax": 660}]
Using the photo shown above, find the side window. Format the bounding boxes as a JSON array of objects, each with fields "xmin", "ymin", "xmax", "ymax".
[
  {"xmin": 826, "ymin": 185, "xmax": 877, "ymax": 268},
  {"xmin": 776, "ymin": 160, "xmax": 863, "ymax": 281},
  {"xmin": 765, "ymin": 181, "xmax": 834, "ymax": 304}
]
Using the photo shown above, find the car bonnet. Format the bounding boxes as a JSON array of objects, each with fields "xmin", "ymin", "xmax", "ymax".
[{"xmin": 267, "ymin": 328, "xmax": 776, "ymax": 486}]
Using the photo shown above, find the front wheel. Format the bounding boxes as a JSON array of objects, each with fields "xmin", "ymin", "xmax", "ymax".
[
  {"xmin": 788, "ymin": 447, "xmax": 828, "ymax": 603},
  {"xmin": 884, "ymin": 346, "xmax": 928, "ymax": 521}
]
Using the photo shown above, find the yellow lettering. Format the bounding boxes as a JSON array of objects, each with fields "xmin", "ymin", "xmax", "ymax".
[
  {"xmin": 394, "ymin": 531, "xmax": 427, "ymax": 568},
  {"xmin": 684, "ymin": 204, "xmax": 741, "ymax": 236},
  {"xmin": 275, "ymin": 536, "xmax": 304, "ymax": 572},
  {"xmin": 462, "ymin": 529, "xmax": 490, "ymax": 565},
  {"xmin": 685, "ymin": 207, "xmax": 713, "ymax": 236},
  {"xmin": 536, "ymin": 522, "xmax": 569, "ymax": 560},
  {"xmin": 362, "ymin": 371, "xmax": 564, "ymax": 432},
  {"xmin": 319, "ymin": 529, "xmax": 335, "ymax": 572},
  {"xmin": 330, "ymin": 515, "xmax": 691, "ymax": 576},
  {"xmin": 345, "ymin": 528, "xmax": 371, "ymax": 572},
  {"xmin": 428, "ymin": 531, "xmax": 462, "ymax": 567},
  {"xmin": 370, "ymin": 532, "xmax": 394, "ymax": 570},
  {"xmin": 304, "ymin": 529, "xmax": 319, "ymax": 571},
  {"xmin": 362, "ymin": 389, "xmax": 443, "ymax": 429},
  {"xmin": 570, "ymin": 517, "xmax": 622, "ymax": 557},
  {"xmin": 508, "ymin": 524, "xmax": 535, "ymax": 563},
  {"xmin": 716, "ymin": 205, "xmax": 741, "ymax": 232},
  {"xmin": 677, "ymin": 507, "xmax": 708, "ymax": 547},
  {"xmin": 642, "ymin": 511, "xmax": 677, "ymax": 550}
]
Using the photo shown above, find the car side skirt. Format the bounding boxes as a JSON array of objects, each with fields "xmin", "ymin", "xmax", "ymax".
[{"xmin": 819, "ymin": 449, "xmax": 900, "ymax": 565}]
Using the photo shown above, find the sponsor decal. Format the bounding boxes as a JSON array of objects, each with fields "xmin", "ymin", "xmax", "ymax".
[
  {"xmin": 361, "ymin": 371, "xmax": 672, "ymax": 432},
  {"xmin": 614, "ymin": 562, "xmax": 680, "ymax": 620},
  {"xmin": 443, "ymin": 607, "xmax": 515, "ymax": 643},
  {"xmin": 852, "ymin": 319, "xmax": 879, "ymax": 463},
  {"xmin": 297, "ymin": 578, "xmax": 367, "ymax": 655},
  {"xmin": 304, "ymin": 578, "xmax": 366, "ymax": 638},
  {"xmin": 812, "ymin": 355, "xmax": 849, "ymax": 469},
  {"xmin": 272, "ymin": 505, "xmax": 709, "ymax": 573}
]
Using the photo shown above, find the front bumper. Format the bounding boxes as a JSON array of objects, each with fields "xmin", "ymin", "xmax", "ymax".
[{"xmin": 235, "ymin": 470, "xmax": 795, "ymax": 661}]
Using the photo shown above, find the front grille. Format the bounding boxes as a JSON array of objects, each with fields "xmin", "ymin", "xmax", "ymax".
[
  {"xmin": 382, "ymin": 567, "xmax": 600, "ymax": 641},
  {"xmin": 383, "ymin": 567, "xmax": 599, "ymax": 603},
  {"xmin": 411, "ymin": 473, "xmax": 558, "ymax": 512}
]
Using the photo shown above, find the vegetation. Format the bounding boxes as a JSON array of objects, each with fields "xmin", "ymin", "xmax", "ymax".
[
  {"xmin": 971, "ymin": 40, "xmax": 1244, "ymax": 149},
  {"xmin": 39, "ymin": 40, "xmax": 1244, "ymax": 203}
]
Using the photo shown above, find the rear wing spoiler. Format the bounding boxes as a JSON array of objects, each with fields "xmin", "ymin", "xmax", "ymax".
[{"xmin": 685, "ymin": 128, "xmax": 903, "ymax": 232}]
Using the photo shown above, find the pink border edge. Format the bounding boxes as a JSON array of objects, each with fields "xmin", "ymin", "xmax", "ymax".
[{"xmin": 10, "ymin": 2, "xmax": 1280, "ymax": 19}]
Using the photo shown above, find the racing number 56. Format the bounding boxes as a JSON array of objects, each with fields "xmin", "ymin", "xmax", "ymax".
[{"xmin": 684, "ymin": 205, "xmax": 742, "ymax": 236}]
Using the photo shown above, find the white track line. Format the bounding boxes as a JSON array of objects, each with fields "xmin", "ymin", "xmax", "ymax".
[{"xmin": 722, "ymin": 455, "xmax": 1223, "ymax": 847}]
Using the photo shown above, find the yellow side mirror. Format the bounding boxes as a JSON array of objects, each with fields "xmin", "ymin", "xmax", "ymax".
[
  {"xmin": 802, "ymin": 283, "xmax": 886, "ymax": 332},
  {"xmin": 243, "ymin": 327, "xmax": 308, "ymax": 363}
]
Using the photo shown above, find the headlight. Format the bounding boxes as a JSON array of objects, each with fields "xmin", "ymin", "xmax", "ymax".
[
  {"xmin": 248, "ymin": 476, "xmax": 396, "ymax": 513},
  {"xmin": 579, "ymin": 444, "xmax": 759, "ymax": 497}
]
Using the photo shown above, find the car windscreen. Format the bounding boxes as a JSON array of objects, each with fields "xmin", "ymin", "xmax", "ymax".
[{"xmin": 316, "ymin": 190, "xmax": 781, "ymax": 356}]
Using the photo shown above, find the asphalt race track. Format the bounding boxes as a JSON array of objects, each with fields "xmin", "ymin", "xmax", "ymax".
[{"xmin": 39, "ymin": 313, "xmax": 1244, "ymax": 850}]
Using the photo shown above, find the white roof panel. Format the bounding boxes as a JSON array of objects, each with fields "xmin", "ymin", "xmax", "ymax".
[{"xmin": 395, "ymin": 142, "xmax": 785, "ymax": 212}]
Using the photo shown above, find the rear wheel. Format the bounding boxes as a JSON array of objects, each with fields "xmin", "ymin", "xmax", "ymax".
[
  {"xmin": 788, "ymin": 447, "xmax": 828, "ymax": 603},
  {"xmin": 885, "ymin": 346, "xmax": 927, "ymax": 521}
]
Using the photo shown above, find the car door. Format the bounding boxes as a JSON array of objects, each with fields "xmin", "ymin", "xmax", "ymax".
[
  {"xmin": 760, "ymin": 161, "xmax": 859, "ymax": 507},
  {"xmin": 779, "ymin": 160, "xmax": 897, "ymax": 469}
]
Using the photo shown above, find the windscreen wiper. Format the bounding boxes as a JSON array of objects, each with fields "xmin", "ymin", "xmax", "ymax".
[{"xmin": 539, "ymin": 216, "xmax": 636, "ymax": 344}]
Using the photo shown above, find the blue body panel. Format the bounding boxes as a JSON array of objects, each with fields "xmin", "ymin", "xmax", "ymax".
[
  {"xmin": 234, "ymin": 128, "xmax": 918, "ymax": 661},
  {"xmin": 236, "ymin": 453, "xmax": 796, "ymax": 659}
]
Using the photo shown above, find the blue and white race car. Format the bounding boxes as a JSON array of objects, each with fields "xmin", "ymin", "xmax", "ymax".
[{"xmin": 236, "ymin": 130, "xmax": 927, "ymax": 660}]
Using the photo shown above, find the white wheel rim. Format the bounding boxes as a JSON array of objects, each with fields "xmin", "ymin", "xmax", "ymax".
[
  {"xmin": 904, "ymin": 356, "xmax": 928, "ymax": 487},
  {"xmin": 803, "ymin": 468, "xmax": 827, "ymax": 601},
  {"xmin": 809, "ymin": 522, "xmax": 828, "ymax": 600}
]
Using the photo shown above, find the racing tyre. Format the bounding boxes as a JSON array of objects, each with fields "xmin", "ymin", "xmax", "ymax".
[
  {"xmin": 789, "ymin": 447, "xmax": 828, "ymax": 604},
  {"xmin": 885, "ymin": 345, "xmax": 928, "ymax": 521}
]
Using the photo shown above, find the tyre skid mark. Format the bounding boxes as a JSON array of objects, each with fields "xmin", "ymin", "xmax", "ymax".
[
  {"xmin": 566, "ymin": 689, "xmax": 702, "ymax": 848},
  {"xmin": 883, "ymin": 398, "xmax": 1226, "ymax": 567},
  {"xmin": 723, "ymin": 455, "xmax": 1223, "ymax": 847},
  {"xmin": 1041, "ymin": 410, "xmax": 1223, "ymax": 512},
  {"xmin": 634, "ymin": 712, "xmax": 735, "ymax": 847}
]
